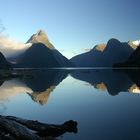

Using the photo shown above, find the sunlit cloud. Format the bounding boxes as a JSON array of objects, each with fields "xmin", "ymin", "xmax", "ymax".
[
  {"xmin": 0, "ymin": 79, "xmax": 32, "ymax": 102},
  {"xmin": 132, "ymin": 40, "xmax": 140, "ymax": 46},
  {"xmin": 0, "ymin": 34, "xmax": 31, "ymax": 57},
  {"xmin": 82, "ymin": 48, "xmax": 92, "ymax": 52}
]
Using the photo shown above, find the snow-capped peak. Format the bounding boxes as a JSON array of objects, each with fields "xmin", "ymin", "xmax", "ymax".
[{"xmin": 132, "ymin": 40, "xmax": 140, "ymax": 46}]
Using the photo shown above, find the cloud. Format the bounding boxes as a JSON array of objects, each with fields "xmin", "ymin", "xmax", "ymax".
[
  {"xmin": 0, "ymin": 79, "xmax": 32, "ymax": 102},
  {"xmin": 0, "ymin": 34, "xmax": 31, "ymax": 57},
  {"xmin": 82, "ymin": 48, "xmax": 92, "ymax": 52},
  {"xmin": 132, "ymin": 40, "xmax": 140, "ymax": 46}
]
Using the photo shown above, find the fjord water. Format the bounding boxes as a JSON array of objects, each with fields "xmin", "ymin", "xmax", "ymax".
[{"xmin": 0, "ymin": 68, "xmax": 140, "ymax": 140}]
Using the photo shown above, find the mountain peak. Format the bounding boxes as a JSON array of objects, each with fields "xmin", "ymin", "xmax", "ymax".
[
  {"xmin": 94, "ymin": 44, "xmax": 106, "ymax": 52},
  {"xmin": 27, "ymin": 29, "xmax": 55, "ymax": 49},
  {"xmin": 36, "ymin": 29, "xmax": 47, "ymax": 36},
  {"xmin": 107, "ymin": 38, "xmax": 121, "ymax": 45}
]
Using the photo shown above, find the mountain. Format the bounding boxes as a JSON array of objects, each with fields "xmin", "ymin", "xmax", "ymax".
[
  {"xmin": 127, "ymin": 45, "xmax": 140, "ymax": 66},
  {"xmin": 27, "ymin": 29, "xmax": 54, "ymax": 49},
  {"xmin": 27, "ymin": 30, "xmax": 72, "ymax": 67},
  {"xmin": 0, "ymin": 52, "xmax": 10, "ymax": 69},
  {"xmin": 10, "ymin": 30, "xmax": 72, "ymax": 68},
  {"xmin": 15, "ymin": 43, "xmax": 61, "ymax": 68},
  {"xmin": 70, "ymin": 38, "xmax": 136, "ymax": 67},
  {"xmin": 114, "ymin": 45, "xmax": 140, "ymax": 67}
]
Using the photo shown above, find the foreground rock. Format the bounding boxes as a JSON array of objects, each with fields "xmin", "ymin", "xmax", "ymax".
[{"xmin": 0, "ymin": 115, "xmax": 77, "ymax": 140}]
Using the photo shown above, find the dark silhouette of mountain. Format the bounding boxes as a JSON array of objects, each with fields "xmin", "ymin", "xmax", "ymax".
[
  {"xmin": 0, "ymin": 52, "xmax": 10, "ymax": 69},
  {"xmin": 15, "ymin": 43, "xmax": 60, "ymax": 68},
  {"xmin": 114, "ymin": 45, "xmax": 140, "ymax": 67},
  {"xmin": 8, "ymin": 30, "xmax": 72, "ymax": 68},
  {"xmin": 27, "ymin": 30, "xmax": 72, "ymax": 67},
  {"xmin": 70, "ymin": 69, "xmax": 135, "ymax": 95},
  {"xmin": 70, "ymin": 39, "xmax": 136, "ymax": 67},
  {"xmin": 52, "ymin": 49, "xmax": 73, "ymax": 67}
]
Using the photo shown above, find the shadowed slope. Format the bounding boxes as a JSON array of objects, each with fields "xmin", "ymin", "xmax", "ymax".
[
  {"xmin": 15, "ymin": 43, "xmax": 60, "ymax": 68},
  {"xmin": 27, "ymin": 29, "xmax": 55, "ymax": 49},
  {"xmin": 10, "ymin": 30, "xmax": 73, "ymax": 68},
  {"xmin": 114, "ymin": 45, "xmax": 140, "ymax": 67},
  {"xmin": 0, "ymin": 52, "xmax": 10, "ymax": 69},
  {"xmin": 71, "ymin": 39, "xmax": 135, "ymax": 67}
]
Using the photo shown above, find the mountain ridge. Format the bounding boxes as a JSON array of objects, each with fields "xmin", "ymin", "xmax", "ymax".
[
  {"xmin": 114, "ymin": 45, "xmax": 140, "ymax": 67},
  {"xmin": 27, "ymin": 29, "xmax": 55, "ymax": 49},
  {"xmin": 8, "ymin": 30, "xmax": 73, "ymax": 68},
  {"xmin": 70, "ymin": 38, "xmax": 138, "ymax": 67}
]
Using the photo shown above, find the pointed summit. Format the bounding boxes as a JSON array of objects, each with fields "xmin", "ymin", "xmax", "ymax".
[
  {"xmin": 71, "ymin": 38, "xmax": 135, "ymax": 67},
  {"xmin": 27, "ymin": 29, "xmax": 55, "ymax": 49},
  {"xmin": 36, "ymin": 29, "xmax": 48, "ymax": 37}
]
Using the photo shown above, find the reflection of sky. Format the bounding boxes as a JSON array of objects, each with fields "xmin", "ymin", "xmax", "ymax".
[
  {"xmin": 0, "ymin": 0, "xmax": 140, "ymax": 58},
  {"xmin": 1, "ymin": 74, "xmax": 140, "ymax": 139}
]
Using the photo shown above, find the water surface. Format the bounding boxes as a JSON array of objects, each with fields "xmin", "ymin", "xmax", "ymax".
[{"xmin": 0, "ymin": 68, "xmax": 140, "ymax": 140}]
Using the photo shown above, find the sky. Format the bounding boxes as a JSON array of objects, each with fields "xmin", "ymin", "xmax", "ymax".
[{"xmin": 0, "ymin": 0, "xmax": 140, "ymax": 58}]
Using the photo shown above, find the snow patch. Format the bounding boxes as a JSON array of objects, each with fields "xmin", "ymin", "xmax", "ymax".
[{"xmin": 132, "ymin": 40, "xmax": 140, "ymax": 46}]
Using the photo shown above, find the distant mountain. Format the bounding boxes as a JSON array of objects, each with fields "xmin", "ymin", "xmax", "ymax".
[
  {"xmin": 27, "ymin": 29, "xmax": 55, "ymax": 49},
  {"xmin": 11, "ymin": 30, "xmax": 72, "ymax": 68},
  {"xmin": 27, "ymin": 30, "xmax": 72, "ymax": 67},
  {"xmin": 114, "ymin": 45, "xmax": 140, "ymax": 67},
  {"xmin": 0, "ymin": 52, "xmax": 10, "ymax": 69},
  {"xmin": 15, "ymin": 43, "xmax": 60, "ymax": 68},
  {"xmin": 70, "ymin": 38, "xmax": 137, "ymax": 67}
]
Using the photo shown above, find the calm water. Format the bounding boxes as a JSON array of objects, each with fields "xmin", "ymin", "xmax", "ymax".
[{"xmin": 1, "ymin": 68, "xmax": 140, "ymax": 140}]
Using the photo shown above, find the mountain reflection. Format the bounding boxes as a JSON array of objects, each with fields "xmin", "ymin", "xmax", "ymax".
[
  {"xmin": 27, "ymin": 86, "xmax": 56, "ymax": 105},
  {"xmin": 0, "ymin": 69, "xmax": 68, "ymax": 105},
  {"xmin": 70, "ymin": 69, "xmax": 140, "ymax": 95},
  {"xmin": 0, "ymin": 69, "xmax": 140, "ymax": 107}
]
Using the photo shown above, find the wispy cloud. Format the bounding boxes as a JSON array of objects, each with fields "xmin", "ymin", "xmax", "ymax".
[
  {"xmin": 0, "ymin": 34, "xmax": 31, "ymax": 57},
  {"xmin": 82, "ymin": 48, "xmax": 92, "ymax": 52},
  {"xmin": 0, "ymin": 21, "xmax": 31, "ymax": 57}
]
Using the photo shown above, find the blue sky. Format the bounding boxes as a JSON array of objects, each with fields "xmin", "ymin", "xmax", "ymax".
[{"xmin": 0, "ymin": 0, "xmax": 140, "ymax": 58}]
